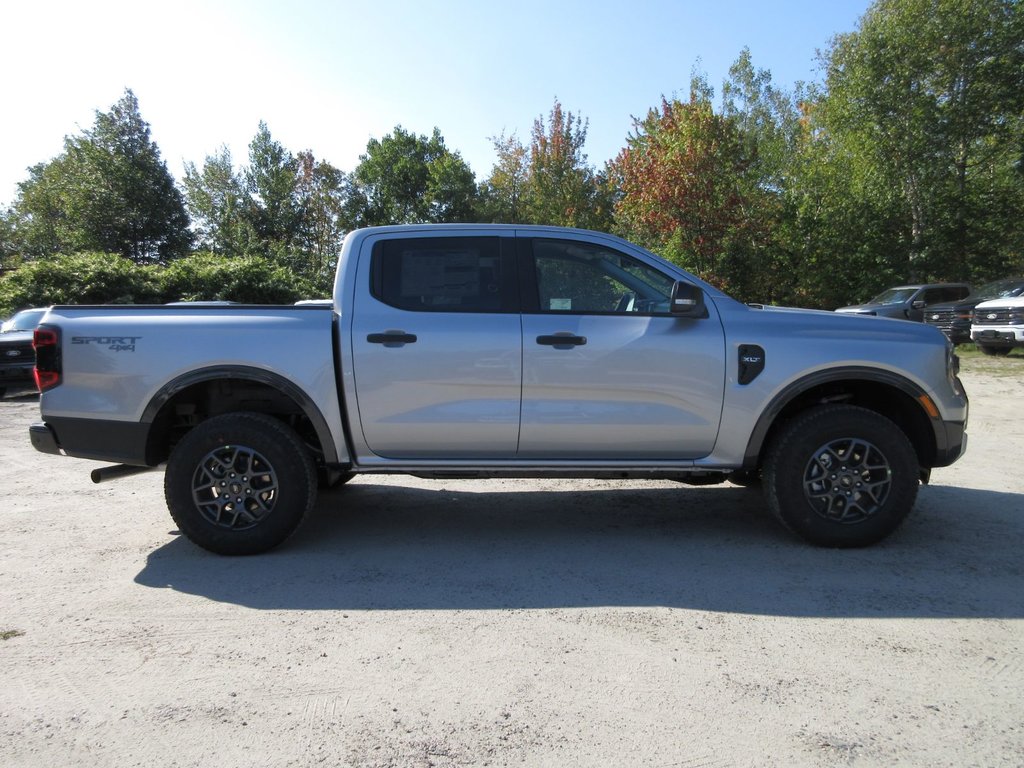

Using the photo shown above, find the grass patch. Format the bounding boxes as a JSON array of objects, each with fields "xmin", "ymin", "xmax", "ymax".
[
  {"xmin": 955, "ymin": 344, "xmax": 1024, "ymax": 376},
  {"xmin": 1, "ymin": 629, "xmax": 24, "ymax": 641}
]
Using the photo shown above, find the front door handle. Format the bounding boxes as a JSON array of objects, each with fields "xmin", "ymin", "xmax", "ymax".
[
  {"xmin": 536, "ymin": 333, "xmax": 587, "ymax": 349},
  {"xmin": 367, "ymin": 330, "xmax": 417, "ymax": 347}
]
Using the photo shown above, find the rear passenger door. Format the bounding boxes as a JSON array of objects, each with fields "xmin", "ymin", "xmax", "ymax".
[{"xmin": 350, "ymin": 235, "xmax": 522, "ymax": 459}]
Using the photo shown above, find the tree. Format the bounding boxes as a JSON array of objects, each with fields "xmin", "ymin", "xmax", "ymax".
[
  {"xmin": 611, "ymin": 82, "xmax": 769, "ymax": 295},
  {"xmin": 353, "ymin": 126, "xmax": 478, "ymax": 225},
  {"xmin": 524, "ymin": 100, "xmax": 602, "ymax": 228},
  {"xmin": 182, "ymin": 146, "xmax": 253, "ymax": 255},
  {"xmin": 479, "ymin": 132, "xmax": 530, "ymax": 223},
  {"xmin": 10, "ymin": 90, "xmax": 191, "ymax": 263},
  {"xmin": 294, "ymin": 151, "xmax": 355, "ymax": 286},
  {"xmin": 819, "ymin": 0, "xmax": 1024, "ymax": 282},
  {"xmin": 244, "ymin": 122, "xmax": 302, "ymax": 255}
]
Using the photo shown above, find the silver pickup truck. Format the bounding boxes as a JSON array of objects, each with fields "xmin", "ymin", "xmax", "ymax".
[{"xmin": 29, "ymin": 225, "xmax": 968, "ymax": 554}]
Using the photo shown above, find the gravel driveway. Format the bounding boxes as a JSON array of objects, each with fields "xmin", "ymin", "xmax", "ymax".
[{"xmin": 1, "ymin": 358, "xmax": 1022, "ymax": 767}]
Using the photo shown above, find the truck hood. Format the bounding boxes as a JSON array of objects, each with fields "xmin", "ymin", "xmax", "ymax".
[
  {"xmin": 974, "ymin": 296, "xmax": 1024, "ymax": 310},
  {"xmin": 834, "ymin": 303, "xmax": 880, "ymax": 314},
  {"xmin": 738, "ymin": 302, "xmax": 946, "ymax": 343}
]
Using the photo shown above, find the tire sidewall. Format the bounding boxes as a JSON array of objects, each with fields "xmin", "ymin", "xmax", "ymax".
[
  {"xmin": 165, "ymin": 413, "xmax": 315, "ymax": 555},
  {"xmin": 765, "ymin": 406, "xmax": 919, "ymax": 547}
]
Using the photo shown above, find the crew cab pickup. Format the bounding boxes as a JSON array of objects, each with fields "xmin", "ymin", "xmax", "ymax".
[{"xmin": 29, "ymin": 225, "xmax": 969, "ymax": 554}]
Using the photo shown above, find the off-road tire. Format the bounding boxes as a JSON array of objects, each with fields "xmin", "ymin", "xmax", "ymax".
[
  {"xmin": 763, "ymin": 405, "xmax": 919, "ymax": 547},
  {"xmin": 165, "ymin": 412, "xmax": 317, "ymax": 555}
]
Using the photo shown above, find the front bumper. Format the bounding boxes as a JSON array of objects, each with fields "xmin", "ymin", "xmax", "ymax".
[
  {"xmin": 972, "ymin": 327, "xmax": 1024, "ymax": 345},
  {"xmin": 0, "ymin": 362, "xmax": 35, "ymax": 386}
]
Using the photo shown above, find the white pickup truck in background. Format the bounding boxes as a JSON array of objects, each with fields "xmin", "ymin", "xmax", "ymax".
[
  {"xmin": 29, "ymin": 225, "xmax": 968, "ymax": 554},
  {"xmin": 970, "ymin": 296, "xmax": 1024, "ymax": 356}
]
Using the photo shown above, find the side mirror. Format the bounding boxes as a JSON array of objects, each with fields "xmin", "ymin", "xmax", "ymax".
[
  {"xmin": 670, "ymin": 281, "xmax": 706, "ymax": 318},
  {"xmin": 911, "ymin": 300, "xmax": 926, "ymax": 309}
]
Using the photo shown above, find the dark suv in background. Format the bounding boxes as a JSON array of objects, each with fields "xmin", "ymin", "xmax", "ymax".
[
  {"xmin": 924, "ymin": 277, "xmax": 1024, "ymax": 343},
  {"xmin": 835, "ymin": 283, "xmax": 971, "ymax": 321},
  {"xmin": 0, "ymin": 307, "xmax": 47, "ymax": 398}
]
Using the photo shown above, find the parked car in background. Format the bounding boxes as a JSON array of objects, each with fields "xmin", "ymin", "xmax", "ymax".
[
  {"xmin": 971, "ymin": 295, "xmax": 1024, "ymax": 356},
  {"xmin": 836, "ymin": 283, "xmax": 971, "ymax": 321},
  {"xmin": 0, "ymin": 307, "xmax": 47, "ymax": 398},
  {"xmin": 924, "ymin": 277, "xmax": 1024, "ymax": 343}
]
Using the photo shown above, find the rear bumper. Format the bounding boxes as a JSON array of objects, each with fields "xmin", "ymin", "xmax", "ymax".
[
  {"xmin": 30, "ymin": 423, "xmax": 62, "ymax": 455},
  {"xmin": 30, "ymin": 416, "xmax": 152, "ymax": 465}
]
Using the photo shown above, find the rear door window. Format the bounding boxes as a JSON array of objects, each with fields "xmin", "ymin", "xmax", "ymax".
[{"xmin": 371, "ymin": 237, "xmax": 517, "ymax": 313}]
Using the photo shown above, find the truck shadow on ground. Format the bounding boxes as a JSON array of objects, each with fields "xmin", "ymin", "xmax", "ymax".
[{"xmin": 134, "ymin": 480, "xmax": 1024, "ymax": 618}]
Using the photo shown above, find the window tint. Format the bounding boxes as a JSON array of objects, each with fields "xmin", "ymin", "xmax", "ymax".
[
  {"xmin": 531, "ymin": 239, "xmax": 674, "ymax": 314},
  {"xmin": 372, "ymin": 237, "xmax": 511, "ymax": 312}
]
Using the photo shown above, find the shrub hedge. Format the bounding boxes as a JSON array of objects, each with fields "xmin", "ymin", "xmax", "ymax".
[{"xmin": 0, "ymin": 253, "xmax": 319, "ymax": 316}]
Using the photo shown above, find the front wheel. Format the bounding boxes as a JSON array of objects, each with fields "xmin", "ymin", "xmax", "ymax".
[
  {"xmin": 763, "ymin": 405, "xmax": 919, "ymax": 547},
  {"xmin": 165, "ymin": 412, "xmax": 317, "ymax": 555}
]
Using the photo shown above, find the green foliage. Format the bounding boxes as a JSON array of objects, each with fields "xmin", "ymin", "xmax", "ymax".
[
  {"xmin": 244, "ymin": 122, "xmax": 303, "ymax": 250},
  {"xmin": 353, "ymin": 126, "xmax": 478, "ymax": 225},
  {"xmin": 0, "ymin": 252, "xmax": 162, "ymax": 314},
  {"xmin": 0, "ymin": 251, "xmax": 316, "ymax": 314},
  {"xmin": 816, "ymin": 0, "xmax": 1024, "ymax": 285},
  {"xmin": 294, "ymin": 151, "xmax": 355, "ymax": 286},
  {"xmin": 183, "ymin": 145, "xmax": 254, "ymax": 255},
  {"xmin": 611, "ymin": 88, "xmax": 774, "ymax": 298},
  {"xmin": 479, "ymin": 132, "xmax": 530, "ymax": 223},
  {"xmin": 481, "ymin": 100, "xmax": 610, "ymax": 231},
  {"xmin": 525, "ymin": 100, "xmax": 602, "ymax": 228},
  {"xmin": 9, "ymin": 90, "xmax": 191, "ymax": 263},
  {"xmin": 182, "ymin": 126, "xmax": 356, "ymax": 288},
  {"xmin": 0, "ymin": 206, "xmax": 19, "ymax": 274},
  {"xmin": 160, "ymin": 252, "xmax": 316, "ymax": 304}
]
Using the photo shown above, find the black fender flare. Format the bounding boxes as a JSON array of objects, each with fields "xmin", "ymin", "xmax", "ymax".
[
  {"xmin": 742, "ymin": 366, "xmax": 939, "ymax": 469},
  {"xmin": 141, "ymin": 365, "xmax": 339, "ymax": 464}
]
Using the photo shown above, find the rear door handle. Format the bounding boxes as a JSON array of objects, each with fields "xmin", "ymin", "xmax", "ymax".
[
  {"xmin": 536, "ymin": 333, "xmax": 587, "ymax": 349},
  {"xmin": 367, "ymin": 331, "xmax": 417, "ymax": 347}
]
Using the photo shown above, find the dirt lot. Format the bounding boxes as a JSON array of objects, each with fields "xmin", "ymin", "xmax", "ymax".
[{"xmin": 1, "ymin": 357, "xmax": 1022, "ymax": 767}]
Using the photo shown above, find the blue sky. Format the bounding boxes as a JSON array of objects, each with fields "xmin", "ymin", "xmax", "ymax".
[{"xmin": 0, "ymin": 0, "xmax": 870, "ymax": 205}]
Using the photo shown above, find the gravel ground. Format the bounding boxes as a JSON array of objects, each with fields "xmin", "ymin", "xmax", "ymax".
[{"xmin": 1, "ymin": 358, "xmax": 1022, "ymax": 767}]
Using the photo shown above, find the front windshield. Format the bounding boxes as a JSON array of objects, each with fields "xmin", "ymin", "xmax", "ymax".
[
  {"xmin": 868, "ymin": 288, "xmax": 917, "ymax": 305},
  {"xmin": 970, "ymin": 279, "xmax": 1024, "ymax": 301},
  {"xmin": 0, "ymin": 309, "xmax": 46, "ymax": 332}
]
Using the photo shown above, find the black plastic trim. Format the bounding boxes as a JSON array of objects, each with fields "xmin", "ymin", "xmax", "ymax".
[
  {"xmin": 742, "ymin": 366, "xmax": 959, "ymax": 469},
  {"xmin": 141, "ymin": 365, "xmax": 339, "ymax": 464},
  {"xmin": 40, "ymin": 417, "xmax": 151, "ymax": 464},
  {"xmin": 29, "ymin": 423, "xmax": 62, "ymax": 455}
]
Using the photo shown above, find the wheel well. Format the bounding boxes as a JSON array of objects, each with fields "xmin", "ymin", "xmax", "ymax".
[
  {"xmin": 753, "ymin": 379, "xmax": 936, "ymax": 470},
  {"xmin": 145, "ymin": 378, "xmax": 326, "ymax": 467}
]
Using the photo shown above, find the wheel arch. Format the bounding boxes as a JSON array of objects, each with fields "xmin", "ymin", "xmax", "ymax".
[
  {"xmin": 743, "ymin": 367, "xmax": 939, "ymax": 472},
  {"xmin": 141, "ymin": 366, "xmax": 339, "ymax": 467}
]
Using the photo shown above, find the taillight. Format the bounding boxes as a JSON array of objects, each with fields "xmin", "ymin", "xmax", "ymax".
[{"xmin": 33, "ymin": 325, "xmax": 61, "ymax": 391}]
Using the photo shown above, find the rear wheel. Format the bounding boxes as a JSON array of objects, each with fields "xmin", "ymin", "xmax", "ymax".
[
  {"xmin": 165, "ymin": 412, "xmax": 317, "ymax": 555},
  {"xmin": 763, "ymin": 405, "xmax": 919, "ymax": 547},
  {"xmin": 977, "ymin": 343, "xmax": 1012, "ymax": 356}
]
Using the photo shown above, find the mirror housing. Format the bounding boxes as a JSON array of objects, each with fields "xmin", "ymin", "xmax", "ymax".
[
  {"xmin": 670, "ymin": 281, "xmax": 706, "ymax": 318},
  {"xmin": 912, "ymin": 299, "xmax": 926, "ymax": 309}
]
